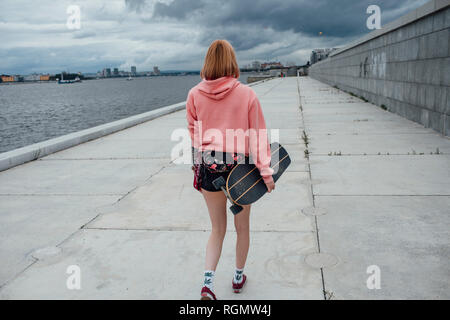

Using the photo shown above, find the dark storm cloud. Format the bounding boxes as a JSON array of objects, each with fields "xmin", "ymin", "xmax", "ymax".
[
  {"xmin": 151, "ymin": 0, "xmax": 428, "ymax": 39},
  {"xmin": 153, "ymin": 0, "xmax": 204, "ymax": 19},
  {"xmin": 199, "ymin": 26, "xmax": 279, "ymax": 51},
  {"xmin": 125, "ymin": 0, "xmax": 148, "ymax": 13},
  {"xmin": 72, "ymin": 31, "xmax": 96, "ymax": 39},
  {"xmin": 122, "ymin": 0, "xmax": 426, "ymax": 66}
]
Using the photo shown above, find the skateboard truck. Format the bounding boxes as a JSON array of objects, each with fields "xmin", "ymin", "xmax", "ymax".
[{"xmin": 212, "ymin": 176, "xmax": 243, "ymax": 215}]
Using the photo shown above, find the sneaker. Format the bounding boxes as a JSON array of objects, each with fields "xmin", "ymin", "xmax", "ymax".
[
  {"xmin": 200, "ymin": 286, "xmax": 217, "ymax": 300},
  {"xmin": 232, "ymin": 274, "xmax": 247, "ymax": 293}
]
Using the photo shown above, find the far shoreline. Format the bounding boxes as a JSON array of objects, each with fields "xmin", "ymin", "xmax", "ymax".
[{"xmin": 0, "ymin": 72, "xmax": 261, "ymax": 86}]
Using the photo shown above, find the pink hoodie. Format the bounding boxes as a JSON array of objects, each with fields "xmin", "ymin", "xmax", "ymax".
[{"xmin": 186, "ymin": 76, "xmax": 274, "ymax": 183}]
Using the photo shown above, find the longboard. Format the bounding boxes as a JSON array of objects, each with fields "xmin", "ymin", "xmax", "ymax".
[{"xmin": 212, "ymin": 142, "xmax": 291, "ymax": 214}]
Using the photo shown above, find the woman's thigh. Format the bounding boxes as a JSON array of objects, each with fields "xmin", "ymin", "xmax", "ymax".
[
  {"xmin": 234, "ymin": 204, "xmax": 251, "ymax": 233},
  {"xmin": 202, "ymin": 189, "xmax": 227, "ymax": 230}
]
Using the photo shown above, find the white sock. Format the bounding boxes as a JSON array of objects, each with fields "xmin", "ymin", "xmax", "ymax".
[
  {"xmin": 203, "ymin": 270, "xmax": 215, "ymax": 291},
  {"xmin": 233, "ymin": 268, "xmax": 244, "ymax": 284}
]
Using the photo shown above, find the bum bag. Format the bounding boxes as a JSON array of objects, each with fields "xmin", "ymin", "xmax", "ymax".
[{"xmin": 191, "ymin": 147, "xmax": 249, "ymax": 191}]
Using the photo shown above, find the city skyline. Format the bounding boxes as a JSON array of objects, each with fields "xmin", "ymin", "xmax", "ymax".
[
  {"xmin": 0, "ymin": 0, "xmax": 429, "ymax": 74},
  {"xmin": 0, "ymin": 60, "xmax": 297, "ymax": 79},
  {"xmin": 0, "ymin": 57, "xmax": 307, "ymax": 78}
]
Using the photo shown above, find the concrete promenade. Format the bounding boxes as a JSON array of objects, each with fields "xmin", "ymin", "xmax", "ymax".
[{"xmin": 0, "ymin": 77, "xmax": 449, "ymax": 299}]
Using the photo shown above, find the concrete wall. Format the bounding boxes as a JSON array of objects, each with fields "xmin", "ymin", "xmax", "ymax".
[{"xmin": 309, "ymin": 0, "xmax": 450, "ymax": 136}]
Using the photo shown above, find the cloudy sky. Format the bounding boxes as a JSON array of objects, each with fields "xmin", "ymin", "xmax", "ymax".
[{"xmin": 0, "ymin": 0, "xmax": 429, "ymax": 74}]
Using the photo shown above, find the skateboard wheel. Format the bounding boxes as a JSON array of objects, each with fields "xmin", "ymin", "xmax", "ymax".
[
  {"xmin": 230, "ymin": 204, "xmax": 243, "ymax": 215},
  {"xmin": 212, "ymin": 176, "xmax": 226, "ymax": 190}
]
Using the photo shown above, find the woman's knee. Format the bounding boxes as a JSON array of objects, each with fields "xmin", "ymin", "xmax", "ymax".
[
  {"xmin": 235, "ymin": 223, "xmax": 249, "ymax": 237},
  {"xmin": 211, "ymin": 225, "xmax": 227, "ymax": 239}
]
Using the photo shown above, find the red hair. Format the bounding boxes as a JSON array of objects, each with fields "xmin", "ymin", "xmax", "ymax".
[{"xmin": 200, "ymin": 40, "xmax": 240, "ymax": 80}]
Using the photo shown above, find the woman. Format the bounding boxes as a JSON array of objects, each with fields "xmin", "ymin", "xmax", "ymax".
[{"xmin": 186, "ymin": 40, "xmax": 275, "ymax": 300}]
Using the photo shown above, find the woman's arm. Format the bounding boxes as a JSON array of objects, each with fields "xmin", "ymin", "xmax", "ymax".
[
  {"xmin": 248, "ymin": 93, "xmax": 274, "ymax": 189},
  {"xmin": 186, "ymin": 90, "xmax": 196, "ymax": 142}
]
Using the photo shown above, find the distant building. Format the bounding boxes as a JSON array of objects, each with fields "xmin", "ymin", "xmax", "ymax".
[
  {"xmin": 24, "ymin": 74, "xmax": 41, "ymax": 81},
  {"xmin": 287, "ymin": 67, "xmax": 298, "ymax": 77},
  {"xmin": 113, "ymin": 68, "xmax": 119, "ymax": 76},
  {"xmin": 310, "ymin": 48, "xmax": 338, "ymax": 64},
  {"xmin": 40, "ymin": 75, "xmax": 50, "ymax": 81},
  {"xmin": 261, "ymin": 62, "xmax": 284, "ymax": 70},
  {"xmin": 298, "ymin": 65, "xmax": 309, "ymax": 76},
  {"xmin": 269, "ymin": 68, "xmax": 289, "ymax": 77},
  {"xmin": 102, "ymin": 68, "xmax": 111, "ymax": 77},
  {"xmin": 1, "ymin": 75, "xmax": 15, "ymax": 82},
  {"xmin": 153, "ymin": 66, "xmax": 160, "ymax": 75},
  {"xmin": 131, "ymin": 66, "xmax": 137, "ymax": 76},
  {"xmin": 269, "ymin": 69, "xmax": 281, "ymax": 77},
  {"xmin": 252, "ymin": 61, "xmax": 261, "ymax": 70}
]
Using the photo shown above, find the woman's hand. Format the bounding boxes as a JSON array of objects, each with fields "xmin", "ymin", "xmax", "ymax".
[{"xmin": 265, "ymin": 179, "xmax": 275, "ymax": 193}]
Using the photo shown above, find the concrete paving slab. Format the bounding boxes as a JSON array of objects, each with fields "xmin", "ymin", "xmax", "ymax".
[
  {"xmin": 88, "ymin": 164, "xmax": 314, "ymax": 232},
  {"xmin": 0, "ymin": 158, "xmax": 169, "ymax": 195},
  {"xmin": 167, "ymin": 110, "xmax": 189, "ymax": 119},
  {"xmin": 265, "ymin": 111, "xmax": 301, "ymax": 122},
  {"xmin": 276, "ymin": 128, "xmax": 302, "ymax": 145},
  {"xmin": 108, "ymin": 123, "xmax": 186, "ymax": 140},
  {"xmin": 306, "ymin": 119, "xmax": 433, "ymax": 135},
  {"xmin": 309, "ymin": 133, "xmax": 450, "ymax": 155},
  {"xmin": 310, "ymin": 154, "xmax": 450, "ymax": 195},
  {"xmin": 262, "ymin": 95, "xmax": 297, "ymax": 101},
  {"xmin": 263, "ymin": 97, "xmax": 298, "ymax": 103},
  {"xmin": 304, "ymin": 112, "xmax": 408, "ymax": 123},
  {"xmin": 281, "ymin": 144, "xmax": 308, "ymax": 172},
  {"xmin": 264, "ymin": 110, "xmax": 302, "ymax": 118},
  {"xmin": 136, "ymin": 113, "xmax": 188, "ymax": 126},
  {"xmin": 0, "ymin": 229, "xmax": 323, "ymax": 299},
  {"xmin": 302, "ymin": 97, "xmax": 362, "ymax": 104},
  {"xmin": 315, "ymin": 196, "xmax": 450, "ymax": 299},
  {"xmin": 253, "ymin": 87, "xmax": 280, "ymax": 96},
  {"xmin": 45, "ymin": 136, "xmax": 179, "ymax": 159},
  {"xmin": 96, "ymin": 116, "xmax": 186, "ymax": 140},
  {"xmin": 260, "ymin": 96, "xmax": 299, "ymax": 103},
  {"xmin": 265, "ymin": 114, "xmax": 302, "ymax": 129},
  {"xmin": 252, "ymin": 80, "xmax": 284, "ymax": 95},
  {"xmin": 0, "ymin": 195, "xmax": 118, "ymax": 287},
  {"xmin": 302, "ymin": 103, "xmax": 390, "ymax": 115}
]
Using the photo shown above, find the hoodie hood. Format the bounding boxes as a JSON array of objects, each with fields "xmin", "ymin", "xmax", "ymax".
[{"xmin": 197, "ymin": 76, "xmax": 240, "ymax": 100}]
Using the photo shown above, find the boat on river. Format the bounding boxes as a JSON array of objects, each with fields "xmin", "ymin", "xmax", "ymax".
[{"xmin": 57, "ymin": 74, "xmax": 81, "ymax": 84}]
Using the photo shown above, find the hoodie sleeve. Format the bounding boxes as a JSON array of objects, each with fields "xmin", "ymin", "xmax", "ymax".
[
  {"xmin": 248, "ymin": 93, "xmax": 274, "ymax": 184},
  {"xmin": 186, "ymin": 90, "xmax": 196, "ymax": 142}
]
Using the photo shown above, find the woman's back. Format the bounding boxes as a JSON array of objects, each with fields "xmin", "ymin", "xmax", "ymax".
[{"xmin": 187, "ymin": 76, "xmax": 265, "ymax": 156}]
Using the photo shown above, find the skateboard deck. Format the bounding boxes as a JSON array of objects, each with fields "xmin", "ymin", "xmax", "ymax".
[{"xmin": 212, "ymin": 142, "xmax": 291, "ymax": 214}]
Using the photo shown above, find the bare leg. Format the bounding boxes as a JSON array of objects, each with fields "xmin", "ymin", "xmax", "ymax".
[
  {"xmin": 234, "ymin": 205, "xmax": 251, "ymax": 269},
  {"xmin": 202, "ymin": 189, "xmax": 227, "ymax": 271}
]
